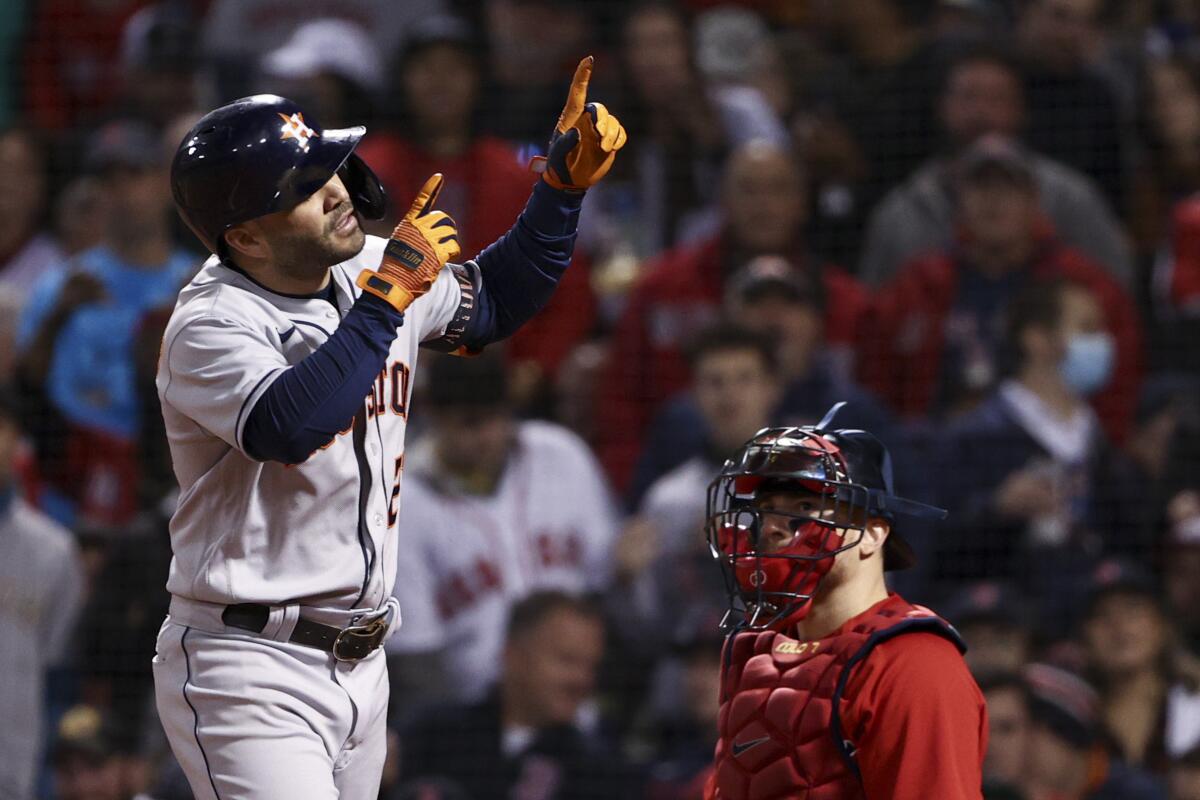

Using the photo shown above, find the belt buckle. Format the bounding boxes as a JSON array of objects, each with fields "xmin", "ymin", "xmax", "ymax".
[{"xmin": 332, "ymin": 615, "xmax": 387, "ymax": 662}]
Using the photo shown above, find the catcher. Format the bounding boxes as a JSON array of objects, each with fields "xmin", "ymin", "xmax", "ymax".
[{"xmin": 705, "ymin": 404, "xmax": 987, "ymax": 799}]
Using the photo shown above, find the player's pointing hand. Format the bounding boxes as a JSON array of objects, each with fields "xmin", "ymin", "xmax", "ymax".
[
  {"xmin": 356, "ymin": 173, "xmax": 461, "ymax": 313},
  {"xmin": 532, "ymin": 56, "xmax": 628, "ymax": 192}
]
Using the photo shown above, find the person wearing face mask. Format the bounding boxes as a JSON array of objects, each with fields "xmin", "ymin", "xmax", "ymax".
[
  {"xmin": 860, "ymin": 135, "xmax": 1142, "ymax": 444},
  {"xmin": 936, "ymin": 279, "xmax": 1142, "ymax": 628}
]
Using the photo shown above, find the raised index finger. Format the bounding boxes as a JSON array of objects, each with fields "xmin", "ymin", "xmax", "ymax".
[
  {"xmin": 557, "ymin": 56, "xmax": 593, "ymax": 133},
  {"xmin": 405, "ymin": 173, "xmax": 444, "ymax": 221}
]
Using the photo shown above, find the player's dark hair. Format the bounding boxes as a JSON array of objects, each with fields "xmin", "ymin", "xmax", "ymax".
[
  {"xmin": 506, "ymin": 590, "xmax": 605, "ymax": 642},
  {"xmin": 685, "ymin": 320, "xmax": 779, "ymax": 375}
]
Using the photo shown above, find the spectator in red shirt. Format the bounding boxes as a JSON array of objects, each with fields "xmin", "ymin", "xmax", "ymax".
[
  {"xmin": 860, "ymin": 135, "xmax": 1141, "ymax": 443},
  {"xmin": 23, "ymin": 0, "xmax": 152, "ymax": 131},
  {"xmin": 597, "ymin": 140, "xmax": 867, "ymax": 492},
  {"xmin": 705, "ymin": 409, "xmax": 986, "ymax": 799},
  {"xmin": 357, "ymin": 15, "xmax": 595, "ymax": 389}
]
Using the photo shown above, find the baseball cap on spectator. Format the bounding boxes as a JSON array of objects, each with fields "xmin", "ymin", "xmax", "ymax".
[
  {"xmin": 51, "ymin": 704, "xmax": 133, "ymax": 765},
  {"xmin": 426, "ymin": 350, "xmax": 511, "ymax": 411},
  {"xmin": 84, "ymin": 119, "xmax": 165, "ymax": 174},
  {"xmin": 1084, "ymin": 558, "xmax": 1162, "ymax": 616},
  {"xmin": 727, "ymin": 255, "xmax": 824, "ymax": 309},
  {"xmin": 402, "ymin": 13, "xmax": 476, "ymax": 55},
  {"xmin": 261, "ymin": 19, "xmax": 384, "ymax": 93},
  {"xmin": 120, "ymin": 2, "xmax": 199, "ymax": 73},
  {"xmin": 1022, "ymin": 663, "xmax": 1100, "ymax": 749},
  {"xmin": 694, "ymin": 7, "xmax": 771, "ymax": 83},
  {"xmin": 956, "ymin": 134, "xmax": 1036, "ymax": 187},
  {"xmin": 943, "ymin": 580, "xmax": 1028, "ymax": 629}
]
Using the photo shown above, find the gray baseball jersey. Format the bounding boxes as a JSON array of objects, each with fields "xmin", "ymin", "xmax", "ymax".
[{"xmin": 156, "ymin": 235, "xmax": 471, "ymax": 612}]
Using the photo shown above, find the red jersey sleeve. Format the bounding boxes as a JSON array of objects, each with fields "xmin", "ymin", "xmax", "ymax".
[{"xmin": 841, "ymin": 631, "xmax": 988, "ymax": 800}]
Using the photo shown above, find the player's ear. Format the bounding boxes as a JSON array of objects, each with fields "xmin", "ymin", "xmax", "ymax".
[
  {"xmin": 224, "ymin": 221, "xmax": 271, "ymax": 262},
  {"xmin": 858, "ymin": 517, "xmax": 891, "ymax": 559}
]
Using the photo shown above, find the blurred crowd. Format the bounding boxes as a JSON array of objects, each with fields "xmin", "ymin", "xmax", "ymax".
[{"xmin": 4, "ymin": 0, "xmax": 1200, "ymax": 798}]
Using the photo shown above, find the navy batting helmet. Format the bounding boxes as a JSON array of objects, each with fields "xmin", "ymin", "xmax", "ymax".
[
  {"xmin": 706, "ymin": 402, "xmax": 947, "ymax": 631},
  {"xmin": 170, "ymin": 94, "xmax": 386, "ymax": 255}
]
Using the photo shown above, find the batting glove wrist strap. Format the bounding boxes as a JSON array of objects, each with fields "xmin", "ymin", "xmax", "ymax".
[{"xmin": 359, "ymin": 173, "xmax": 460, "ymax": 313}]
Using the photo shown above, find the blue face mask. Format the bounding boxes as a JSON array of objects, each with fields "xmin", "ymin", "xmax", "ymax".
[{"xmin": 1059, "ymin": 332, "xmax": 1115, "ymax": 396}]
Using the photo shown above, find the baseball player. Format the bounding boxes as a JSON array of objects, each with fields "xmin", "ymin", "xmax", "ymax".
[
  {"xmin": 705, "ymin": 404, "xmax": 988, "ymax": 799},
  {"xmin": 151, "ymin": 58, "xmax": 625, "ymax": 799}
]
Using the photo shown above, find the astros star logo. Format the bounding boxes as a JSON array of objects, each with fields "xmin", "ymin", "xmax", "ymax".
[{"xmin": 278, "ymin": 112, "xmax": 319, "ymax": 152}]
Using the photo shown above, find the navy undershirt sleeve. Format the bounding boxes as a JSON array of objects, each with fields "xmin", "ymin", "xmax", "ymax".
[
  {"xmin": 459, "ymin": 180, "xmax": 583, "ymax": 349},
  {"xmin": 243, "ymin": 292, "xmax": 403, "ymax": 465}
]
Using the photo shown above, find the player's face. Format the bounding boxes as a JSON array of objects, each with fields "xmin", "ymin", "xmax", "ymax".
[
  {"xmin": 505, "ymin": 610, "xmax": 605, "ymax": 727},
  {"xmin": 250, "ymin": 173, "xmax": 365, "ymax": 278},
  {"xmin": 753, "ymin": 489, "xmax": 847, "ymax": 555},
  {"xmin": 692, "ymin": 349, "xmax": 778, "ymax": 454}
]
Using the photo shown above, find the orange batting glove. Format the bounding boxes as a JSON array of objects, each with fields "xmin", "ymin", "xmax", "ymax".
[
  {"xmin": 356, "ymin": 173, "xmax": 461, "ymax": 313},
  {"xmin": 530, "ymin": 56, "xmax": 627, "ymax": 192}
]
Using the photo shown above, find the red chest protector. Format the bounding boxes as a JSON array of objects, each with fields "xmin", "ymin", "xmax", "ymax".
[{"xmin": 710, "ymin": 594, "xmax": 964, "ymax": 800}]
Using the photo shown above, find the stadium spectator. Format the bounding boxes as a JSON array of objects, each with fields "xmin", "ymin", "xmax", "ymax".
[
  {"xmin": 1015, "ymin": 0, "xmax": 1127, "ymax": 211},
  {"xmin": 1158, "ymin": 191, "xmax": 1200, "ymax": 375},
  {"xmin": 50, "ymin": 704, "xmax": 150, "ymax": 800},
  {"xmin": 480, "ymin": 0, "xmax": 594, "ymax": 145},
  {"xmin": 1171, "ymin": 747, "xmax": 1200, "ymax": 800},
  {"xmin": 1129, "ymin": 57, "xmax": 1200, "ymax": 265},
  {"xmin": 944, "ymin": 580, "xmax": 1033, "ymax": 677},
  {"xmin": 256, "ymin": 18, "xmax": 382, "ymax": 130},
  {"xmin": 582, "ymin": 3, "xmax": 785, "ymax": 269},
  {"xmin": 53, "ymin": 176, "xmax": 108, "ymax": 258},
  {"xmin": 0, "ymin": 385, "xmax": 85, "ymax": 800},
  {"xmin": 1023, "ymin": 662, "xmax": 1167, "ymax": 799},
  {"xmin": 393, "ymin": 591, "xmax": 639, "ymax": 799},
  {"xmin": 387, "ymin": 351, "xmax": 617, "ymax": 707},
  {"xmin": 638, "ymin": 631, "xmax": 723, "ymax": 800},
  {"xmin": 1165, "ymin": 488, "xmax": 1200, "ymax": 667},
  {"xmin": 628, "ymin": 257, "xmax": 893, "ymax": 502},
  {"xmin": 609, "ymin": 322, "xmax": 779, "ymax": 646},
  {"xmin": 357, "ymin": 16, "xmax": 595, "ymax": 392},
  {"xmin": 596, "ymin": 140, "xmax": 867, "ymax": 493},
  {"xmin": 1083, "ymin": 559, "xmax": 1200, "ymax": 773},
  {"xmin": 861, "ymin": 135, "xmax": 1141, "ymax": 441},
  {"xmin": 934, "ymin": 279, "xmax": 1139, "ymax": 614},
  {"xmin": 978, "ymin": 672, "xmax": 1031, "ymax": 797},
  {"xmin": 0, "ymin": 124, "xmax": 61, "ymax": 303},
  {"xmin": 199, "ymin": 0, "xmax": 446, "ymax": 99},
  {"xmin": 15, "ymin": 119, "xmax": 193, "ymax": 527},
  {"xmin": 23, "ymin": 0, "xmax": 150, "ymax": 130},
  {"xmin": 858, "ymin": 44, "xmax": 1131, "ymax": 288},
  {"xmin": 115, "ymin": 1, "xmax": 202, "ymax": 130},
  {"xmin": 819, "ymin": 0, "xmax": 946, "ymax": 202}
]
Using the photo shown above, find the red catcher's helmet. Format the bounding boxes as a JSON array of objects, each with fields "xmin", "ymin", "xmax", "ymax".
[{"xmin": 705, "ymin": 403, "xmax": 947, "ymax": 632}]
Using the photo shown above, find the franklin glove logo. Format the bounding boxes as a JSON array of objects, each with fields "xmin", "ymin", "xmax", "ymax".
[{"xmin": 385, "ymin": 240, "xmax": 425, "ymax": 271}]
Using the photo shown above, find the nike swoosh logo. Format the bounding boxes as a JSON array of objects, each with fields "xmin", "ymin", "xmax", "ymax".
[
  {"xmin": 280, "ymin": 326, "xmax": 297, "ymax": 343},
  {"xmin": 731, "ymin": 736, "xmax": 772, "ymax": 757}
]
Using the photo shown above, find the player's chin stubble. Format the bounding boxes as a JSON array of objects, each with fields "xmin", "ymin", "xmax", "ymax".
[{"xmin": 272, "ymin": 215, "xmax": 366, "ymax": 280}]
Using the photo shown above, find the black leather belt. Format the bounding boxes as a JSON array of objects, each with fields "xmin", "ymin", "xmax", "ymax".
[{"xmin": 221, "ymin": 603, "xmax": 388, "ymax": 662}]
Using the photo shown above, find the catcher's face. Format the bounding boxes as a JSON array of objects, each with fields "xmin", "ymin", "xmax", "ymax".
[{"xmin": 753, "ymin": 488, "xmax": 853, "ymax": 555}]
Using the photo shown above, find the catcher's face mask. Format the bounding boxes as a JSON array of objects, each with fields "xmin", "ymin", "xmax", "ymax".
[{"xmin": 707, "ymin": 428, "xmax": 871, "ymax": 632}]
